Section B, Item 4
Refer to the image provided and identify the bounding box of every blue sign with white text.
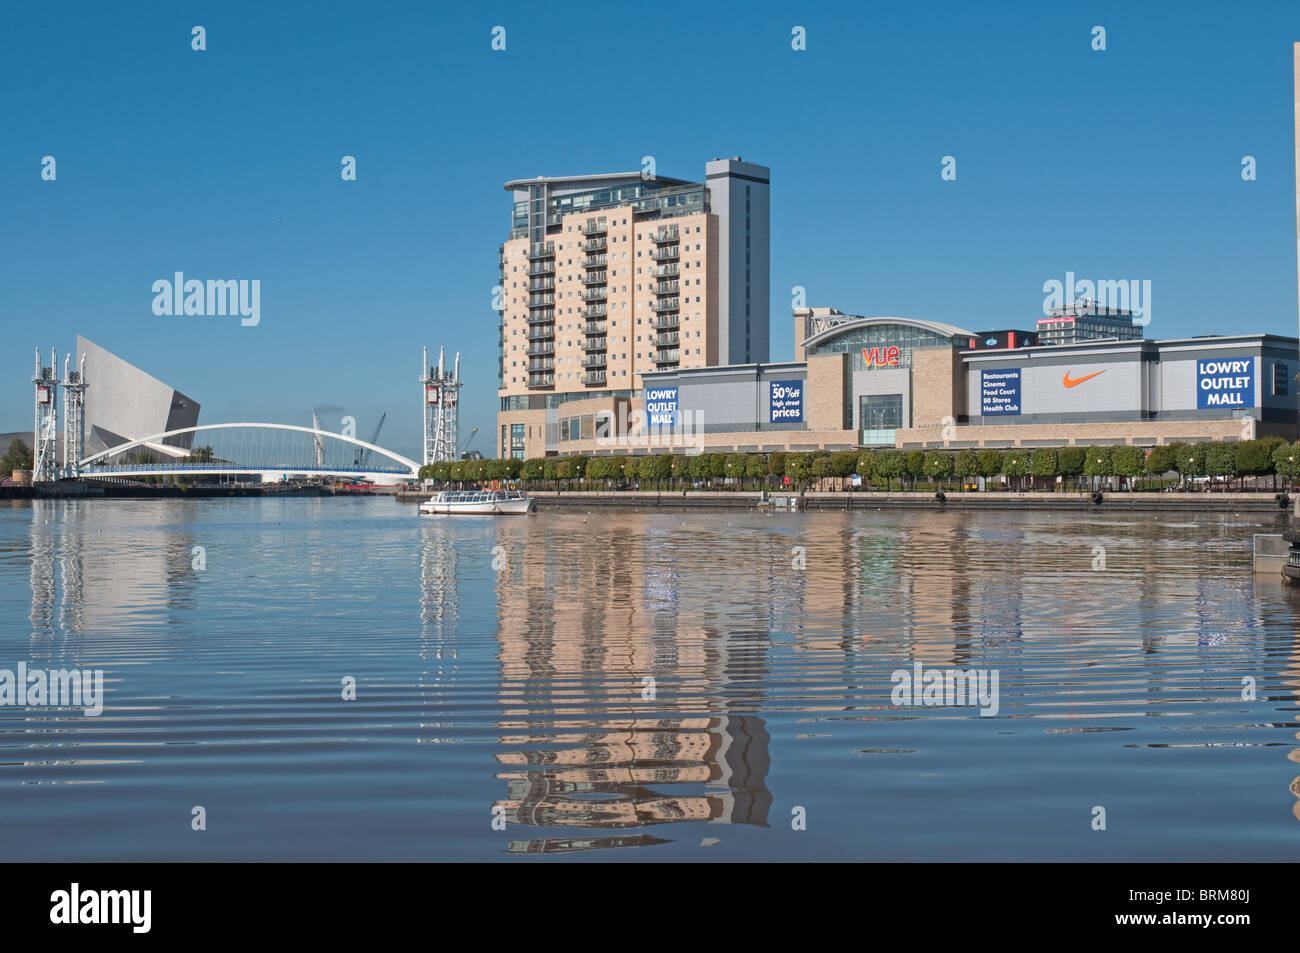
[1197,358,1254,409]
[645,387,679,426]
[981,368,1021,415]
[770,380,803,423]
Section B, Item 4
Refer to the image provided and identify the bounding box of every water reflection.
[5,500,1300,859]
[493,516,772,853]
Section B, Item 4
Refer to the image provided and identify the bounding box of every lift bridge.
[27,343,466,486]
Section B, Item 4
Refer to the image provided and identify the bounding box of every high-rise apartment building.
[1036,298,1144,346]
[496,158,769,459]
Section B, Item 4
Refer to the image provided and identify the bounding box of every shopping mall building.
[528,308,1298,456]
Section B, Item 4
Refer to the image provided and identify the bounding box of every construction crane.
[354,412,387,468]
[459,427,480,460]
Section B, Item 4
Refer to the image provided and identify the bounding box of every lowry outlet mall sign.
[1196,358,1254,408]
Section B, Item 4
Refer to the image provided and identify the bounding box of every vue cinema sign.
[862,346,901,368]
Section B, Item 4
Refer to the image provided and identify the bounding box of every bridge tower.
[61,353,87,478]
[31,347,59,483]
[421,345,461,465]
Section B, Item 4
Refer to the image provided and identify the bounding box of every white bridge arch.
[78,422,420,484]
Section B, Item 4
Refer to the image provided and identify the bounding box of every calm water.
[2,497,1299,861]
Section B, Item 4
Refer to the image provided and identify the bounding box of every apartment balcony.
[527,341,555,356]
[650,263,678,278]
[650,246,679,262]
[583,336,607,351]
[580,270,607,286]
[528,372,555,388]
[583,254,608,269]
[581,287,607,302]
[527,326,555,340]
[528,358,555,371]
[585,218,607,236]
[653,314,680,330]
[654,349,680,365]
[650,297,679,312]
[528,242,555,260]
[651,225,679,243]
[583,320,607,335]
[528,277,555,292]
[654,280,679,295]
[528,293,555,307]
[581,355,607,368]
[583,370,607,385]
[527,308,554,323]
[582,236,607,252]
[582,304,607,318]
[527,260,555,276]
[654,332,679,347]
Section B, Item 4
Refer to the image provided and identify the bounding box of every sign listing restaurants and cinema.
[981,368,1021,415]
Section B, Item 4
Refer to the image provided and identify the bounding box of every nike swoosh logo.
[1063,370,1106,388]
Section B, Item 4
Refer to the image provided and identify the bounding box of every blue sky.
[3,1,1299,460]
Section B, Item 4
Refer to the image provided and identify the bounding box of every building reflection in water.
[27,500,199,646]
[415,520,466,743]
[1286,596,1300,824]
[493,514,772,853]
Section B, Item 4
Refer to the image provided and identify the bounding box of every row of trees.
[417,437,1300,491]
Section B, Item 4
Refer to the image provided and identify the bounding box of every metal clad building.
[76,336,201,455]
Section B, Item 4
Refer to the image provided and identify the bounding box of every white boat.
[419,489,536,515]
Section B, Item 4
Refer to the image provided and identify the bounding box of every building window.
[860,394,903,430]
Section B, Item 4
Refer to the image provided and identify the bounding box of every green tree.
[1175,443,1207,479]
[1057,446,1086,488]
[767,451,788,479]
[785,452,813,489]
[857,450,880,484]
[830,451,859,479]
[977,449,1004,480]
[1145,444,1178,477]
[189,445,215,463]
[642,453,672,484]
[810,453,833,486]
[1235,439,1274,485]
[708,453,728,479]
[670,454,689,487]
[520,457,545,482]
[923,450,953,484]
[1003,452,1028,489]
[1082,447,1113,480]
[686,453,710,481]
[1204,442,1237,482]
[725,452,750,485]
[1112,445,1146,484]
[904,450,925,489]
[744,453,767,481]
[1272,441,1300,487]
[0,438,33,473]
[953,449,979,485]
[876,449,906,490]
[1028,448,1057,490]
